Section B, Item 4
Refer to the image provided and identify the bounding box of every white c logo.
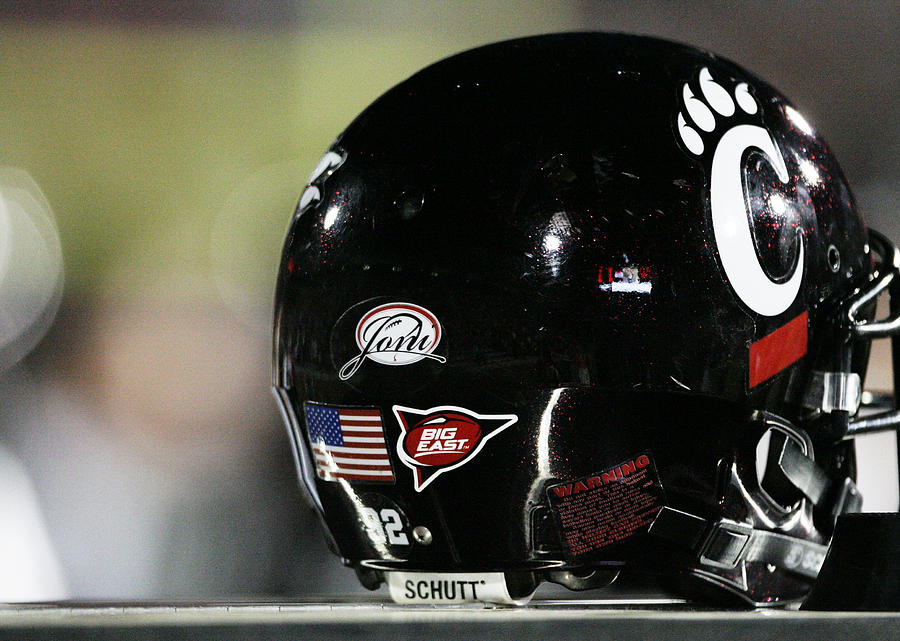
[710,124,803,317]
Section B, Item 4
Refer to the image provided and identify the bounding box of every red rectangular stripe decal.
[749,311,808,388]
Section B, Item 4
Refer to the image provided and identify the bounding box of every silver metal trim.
[802,371,861,414]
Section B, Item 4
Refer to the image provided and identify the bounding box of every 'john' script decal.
[339,302,446,380]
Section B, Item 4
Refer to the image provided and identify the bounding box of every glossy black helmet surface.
[273,33,900,606]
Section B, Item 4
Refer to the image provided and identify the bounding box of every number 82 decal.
[357,494,413,548]
[360,507,410,546]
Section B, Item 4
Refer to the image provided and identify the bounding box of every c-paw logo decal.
[393,405,517,491]
[676,66,803,318]
[676,67,811,387]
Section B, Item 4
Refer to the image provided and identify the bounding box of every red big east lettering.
[403,414,481,466]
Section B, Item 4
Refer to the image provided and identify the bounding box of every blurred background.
[0,0,897,602]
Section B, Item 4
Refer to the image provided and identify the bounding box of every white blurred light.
[784,105,814,137]
[0,444,68,601]
[0,169,64,371]
[543,232,561,252]
[323,205,339,230]
[799,159,821,185]
[768,193,788,217]
[856,431,900,511]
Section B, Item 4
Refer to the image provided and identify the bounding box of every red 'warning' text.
[551,455,651,498]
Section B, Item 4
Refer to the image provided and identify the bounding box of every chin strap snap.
[648,435,862,580]
[776,438,863,521]
[649,507,829,579]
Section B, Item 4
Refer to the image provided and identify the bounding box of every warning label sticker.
[546,451,665,559]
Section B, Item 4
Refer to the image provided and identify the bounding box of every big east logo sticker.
[393,405,517,491]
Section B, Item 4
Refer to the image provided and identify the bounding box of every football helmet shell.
[273,33,900,605]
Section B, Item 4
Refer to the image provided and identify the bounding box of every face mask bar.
[801,229,900,446]
[842,229,900,438]
[651,231,900,599]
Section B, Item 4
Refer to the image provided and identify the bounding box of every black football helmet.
[273,33,900,606]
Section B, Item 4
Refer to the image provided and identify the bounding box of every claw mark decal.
[677,67,803,317]
[297,149,345,216]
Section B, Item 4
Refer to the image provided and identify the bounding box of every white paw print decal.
[677,67,803,318]
[297,149,345,214]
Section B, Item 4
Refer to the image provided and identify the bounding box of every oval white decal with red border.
[338,302,446,380]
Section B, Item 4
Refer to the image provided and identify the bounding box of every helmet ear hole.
[755,428,805,511]
[827,244,841,272]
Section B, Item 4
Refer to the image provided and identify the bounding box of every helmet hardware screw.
[412,526,433,545]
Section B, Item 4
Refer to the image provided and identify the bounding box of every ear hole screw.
[412,526,433,545]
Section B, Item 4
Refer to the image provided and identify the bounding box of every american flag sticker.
[303,402,395,483]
